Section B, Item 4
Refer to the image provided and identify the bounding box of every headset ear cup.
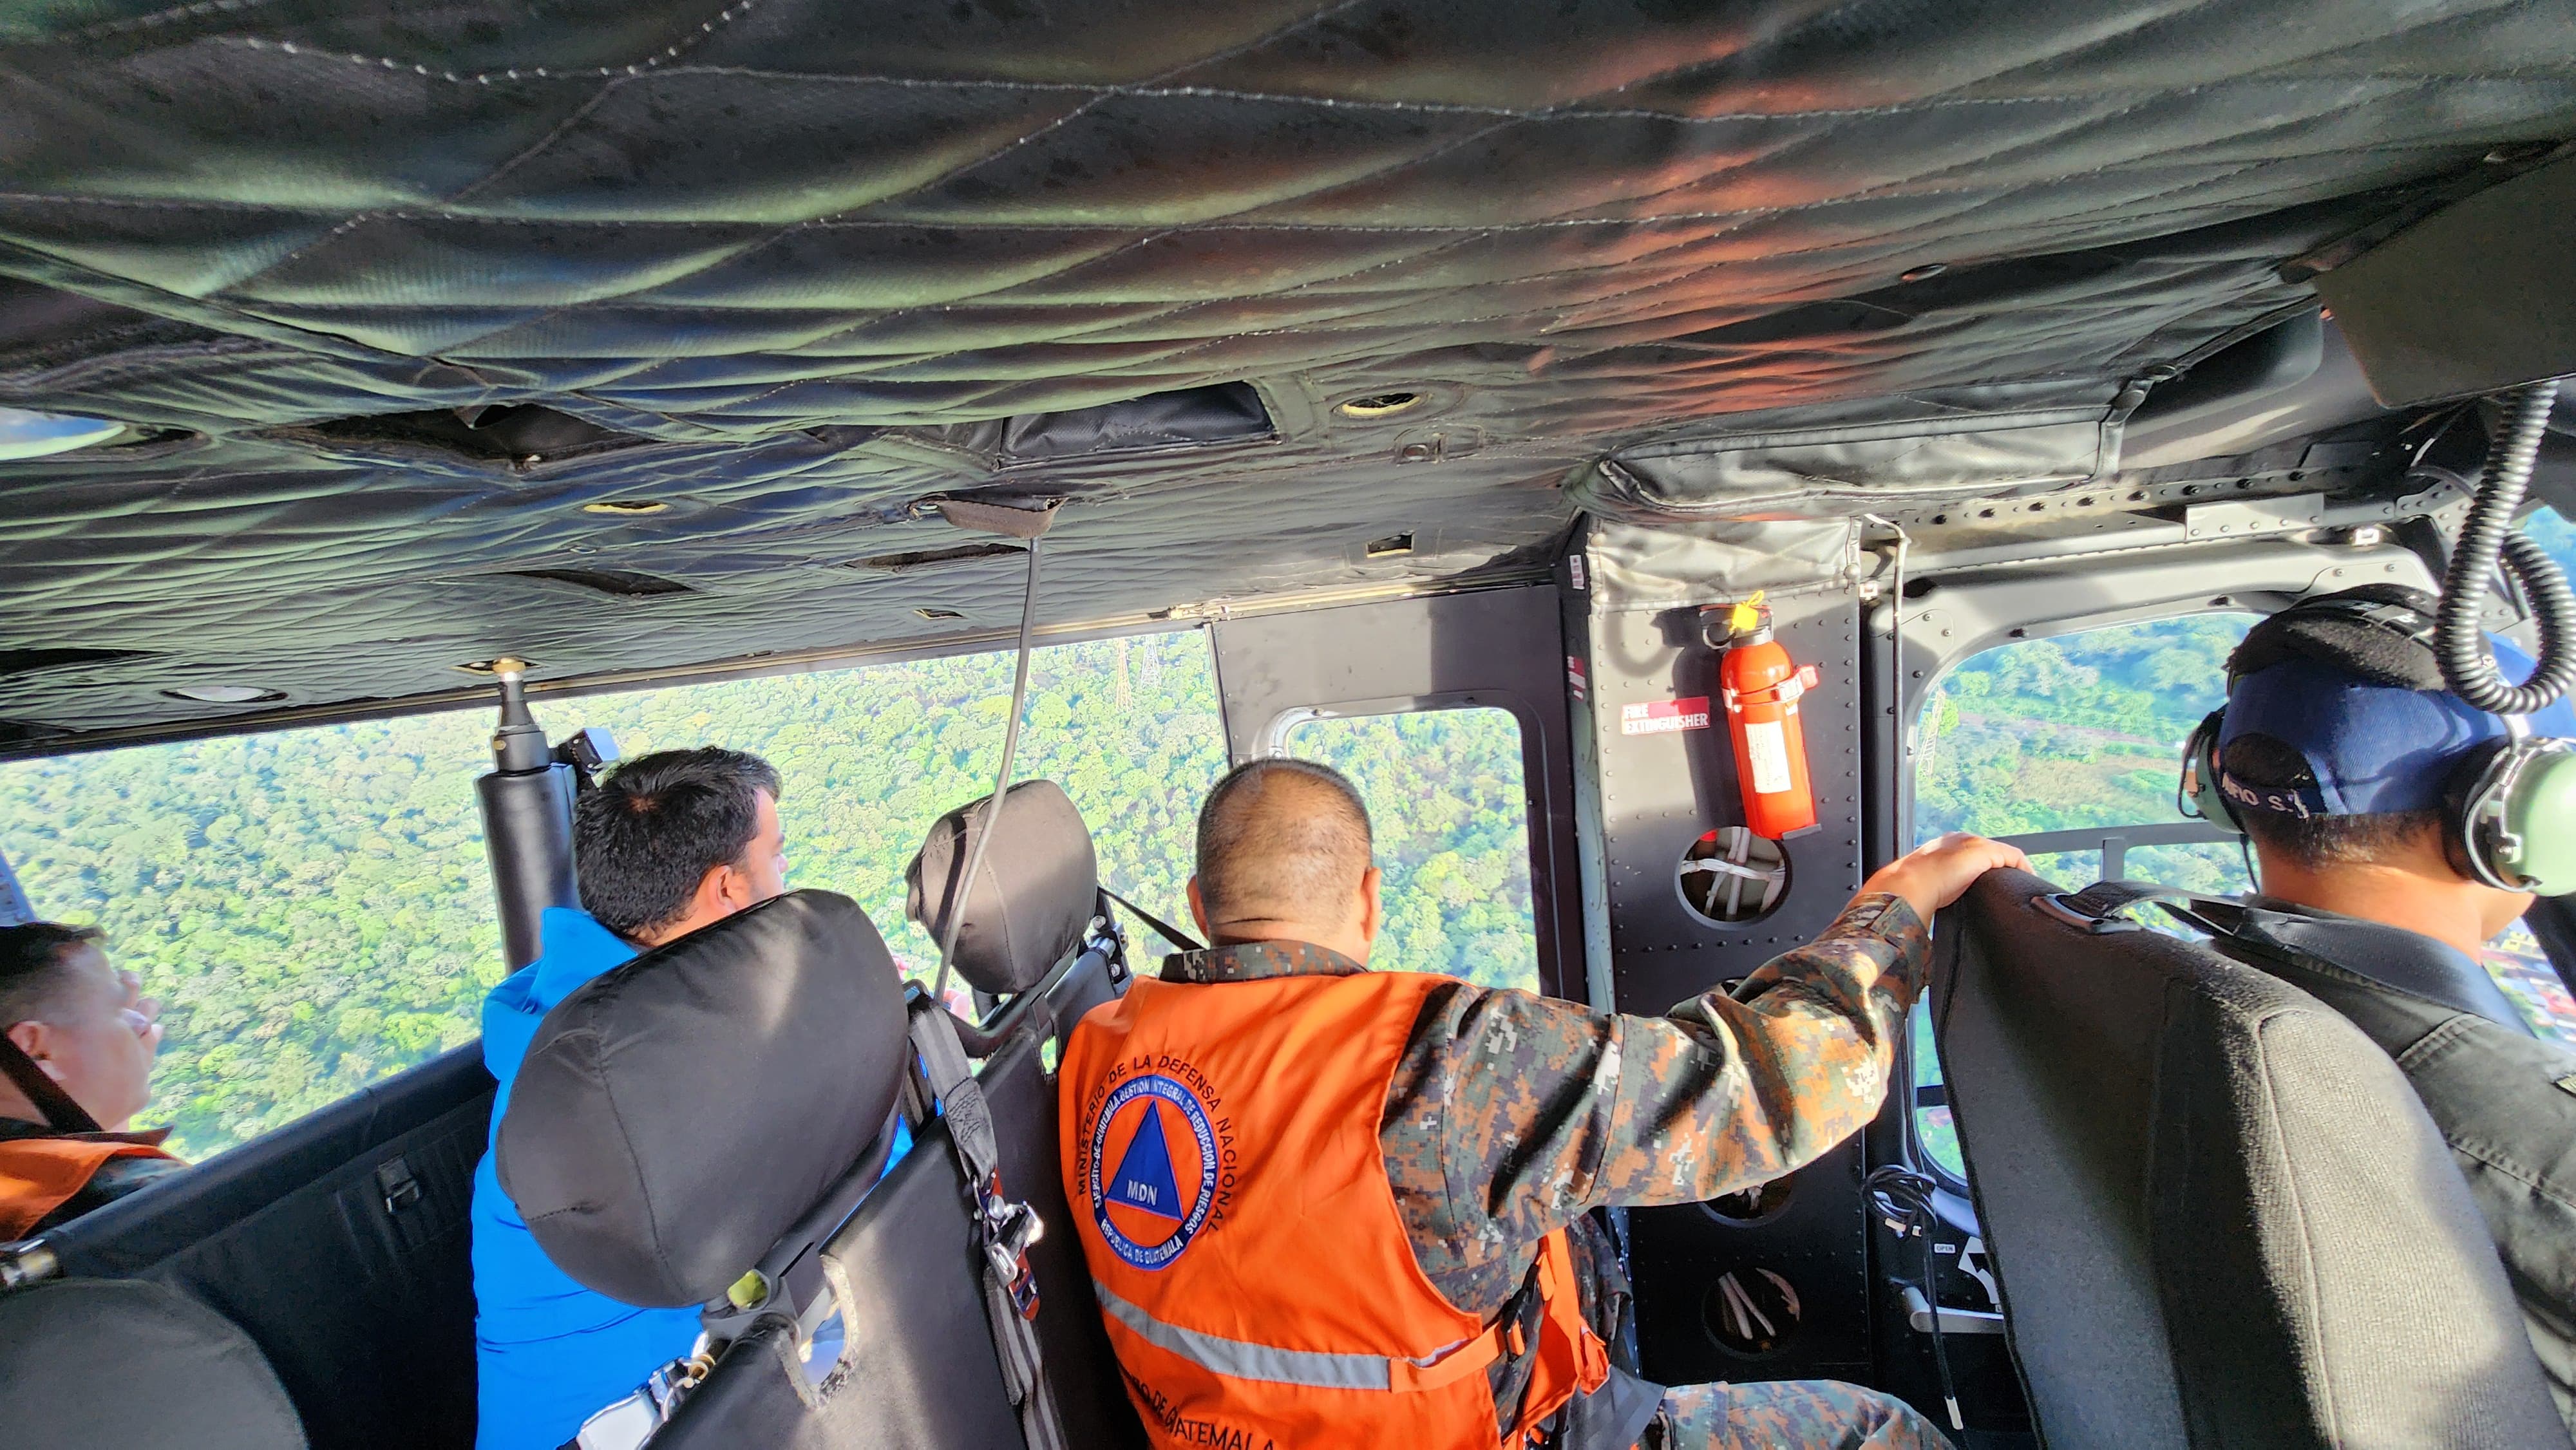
[2438,739,2503,885]
[2181,710,2242,835]
[2456,740,2576,896]
[2507,745,2576,896]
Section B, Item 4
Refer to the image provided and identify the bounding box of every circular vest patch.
[1088,1072,1220,1270]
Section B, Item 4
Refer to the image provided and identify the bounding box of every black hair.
[574,747,782,940]
[1195,758,1372,925]
[2221,733,2444,871]
[0,922,107,1029]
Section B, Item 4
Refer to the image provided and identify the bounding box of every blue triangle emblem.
[1108,1102,1185,1221]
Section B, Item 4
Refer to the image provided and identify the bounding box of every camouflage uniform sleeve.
[1385,892,1929,1317]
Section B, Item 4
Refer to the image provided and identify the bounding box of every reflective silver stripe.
[1092,1279,1400,1390]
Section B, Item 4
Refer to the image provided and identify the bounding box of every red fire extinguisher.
[1712,592,1821,839]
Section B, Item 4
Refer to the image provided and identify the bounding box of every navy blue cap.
[2219,636,2576,818]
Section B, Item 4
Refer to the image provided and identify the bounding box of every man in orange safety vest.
[1062,758,2022,1448]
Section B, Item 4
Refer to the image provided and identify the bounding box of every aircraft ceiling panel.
[0,0,2569,739]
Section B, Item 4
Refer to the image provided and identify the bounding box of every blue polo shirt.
[470,907,697,1450]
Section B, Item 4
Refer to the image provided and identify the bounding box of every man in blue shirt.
[471,747,791,1450]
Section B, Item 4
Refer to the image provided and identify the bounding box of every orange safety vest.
[0,1133,178,1239]
[1061,969,1609,1450]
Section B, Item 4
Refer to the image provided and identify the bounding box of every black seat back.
[0,1270,307,1449]
[656,1024,1145,1450]
[1931,869,2568,1449]
[29,1044,491,1450]
[645,780,1145,1449]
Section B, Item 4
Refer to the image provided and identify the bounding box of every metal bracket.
[2183,492,2325,540]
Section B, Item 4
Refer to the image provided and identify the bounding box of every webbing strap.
[1091,1277,1506,1392]
[1100,887,1202,954]
[907,1003,1068,1450]
[0,1032,97,1135]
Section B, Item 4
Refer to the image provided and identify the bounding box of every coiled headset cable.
[2435,382,2576,715]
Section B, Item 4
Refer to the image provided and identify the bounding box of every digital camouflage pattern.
[1159,892,1947,1448]
[1647,1379,1946,1449]
[1160,892,1929,1316]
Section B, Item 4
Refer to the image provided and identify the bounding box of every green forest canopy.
[0,630,1538,1159]
[5,510,2570,1167]
[1907,508,2576,1177]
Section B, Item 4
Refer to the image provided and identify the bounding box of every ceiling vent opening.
[1365,532,1416,558]
[161,684,287,704]
[502,568,694,598]
[0,647,150,679]
[299,404,646,465]
[1336,391,1425,419]
[851,542,1027,572]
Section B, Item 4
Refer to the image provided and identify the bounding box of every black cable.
[1866,1164,1964,1433]
[2435,382,2576,715]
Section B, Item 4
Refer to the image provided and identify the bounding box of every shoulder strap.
[0,1033,97,1135]
[905,998,1069,1450]
[1099,887,1202,954]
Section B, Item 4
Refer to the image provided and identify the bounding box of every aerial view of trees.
[0,629,1539,1160]
[1907,509,2576,1176]
[2,511,2568,1168]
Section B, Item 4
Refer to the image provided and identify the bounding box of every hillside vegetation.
[0,631,1537,1158]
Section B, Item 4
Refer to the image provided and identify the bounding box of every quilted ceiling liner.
[1,0,2573,742]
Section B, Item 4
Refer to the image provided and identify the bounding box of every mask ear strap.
[0,1028,101,1135]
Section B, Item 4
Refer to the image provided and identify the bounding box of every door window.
[1280,707,1540,992]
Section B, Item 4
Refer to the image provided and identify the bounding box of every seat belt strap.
[1099,887,1202,954]
[0,1033,98,1135]
[907,1000,1069,1450]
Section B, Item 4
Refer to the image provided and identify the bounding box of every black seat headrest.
[0,1277,306,1449]
[497,890,907,1308]
[906,779,1099,996]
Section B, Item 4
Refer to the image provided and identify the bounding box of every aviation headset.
[2179,588,2576,895]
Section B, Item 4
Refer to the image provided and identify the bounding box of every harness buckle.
[977,1171,1046,1321]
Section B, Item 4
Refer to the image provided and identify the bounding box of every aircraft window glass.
[1280,707,1540,992]
[2532,504,2573,578]
[0,630,1225,1160]
[1915,612,2258,845]
[1906,601,2576,1174]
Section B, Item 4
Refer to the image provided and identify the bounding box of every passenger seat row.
[0,779,1146,1450]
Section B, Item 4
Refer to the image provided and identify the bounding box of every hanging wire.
[1867,1163,1965,1432]
[931,536,1045,1008]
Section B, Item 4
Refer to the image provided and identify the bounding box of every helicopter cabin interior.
[3,4,2576,1448]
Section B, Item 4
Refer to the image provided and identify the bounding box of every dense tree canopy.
[5,511,2568,1169]
[0,630,1538,1158]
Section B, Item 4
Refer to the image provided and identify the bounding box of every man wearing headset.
[2175,583,2576,1433]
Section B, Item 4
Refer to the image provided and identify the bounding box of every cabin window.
[1905,593,2576,1179]
[0,630,1225,1160]
[1280,706,1540,993]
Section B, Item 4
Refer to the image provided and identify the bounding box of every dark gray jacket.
[2184,897,2576,1437]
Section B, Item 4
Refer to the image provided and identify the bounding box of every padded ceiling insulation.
[1,0,2572,738]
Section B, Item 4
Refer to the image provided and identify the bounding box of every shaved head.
[1194,759,1374,932]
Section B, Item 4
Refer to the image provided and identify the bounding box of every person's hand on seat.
[1862,833,2029,923]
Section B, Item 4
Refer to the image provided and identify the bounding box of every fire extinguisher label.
[1743,719,1795,794]
[1620,696,1711,736]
